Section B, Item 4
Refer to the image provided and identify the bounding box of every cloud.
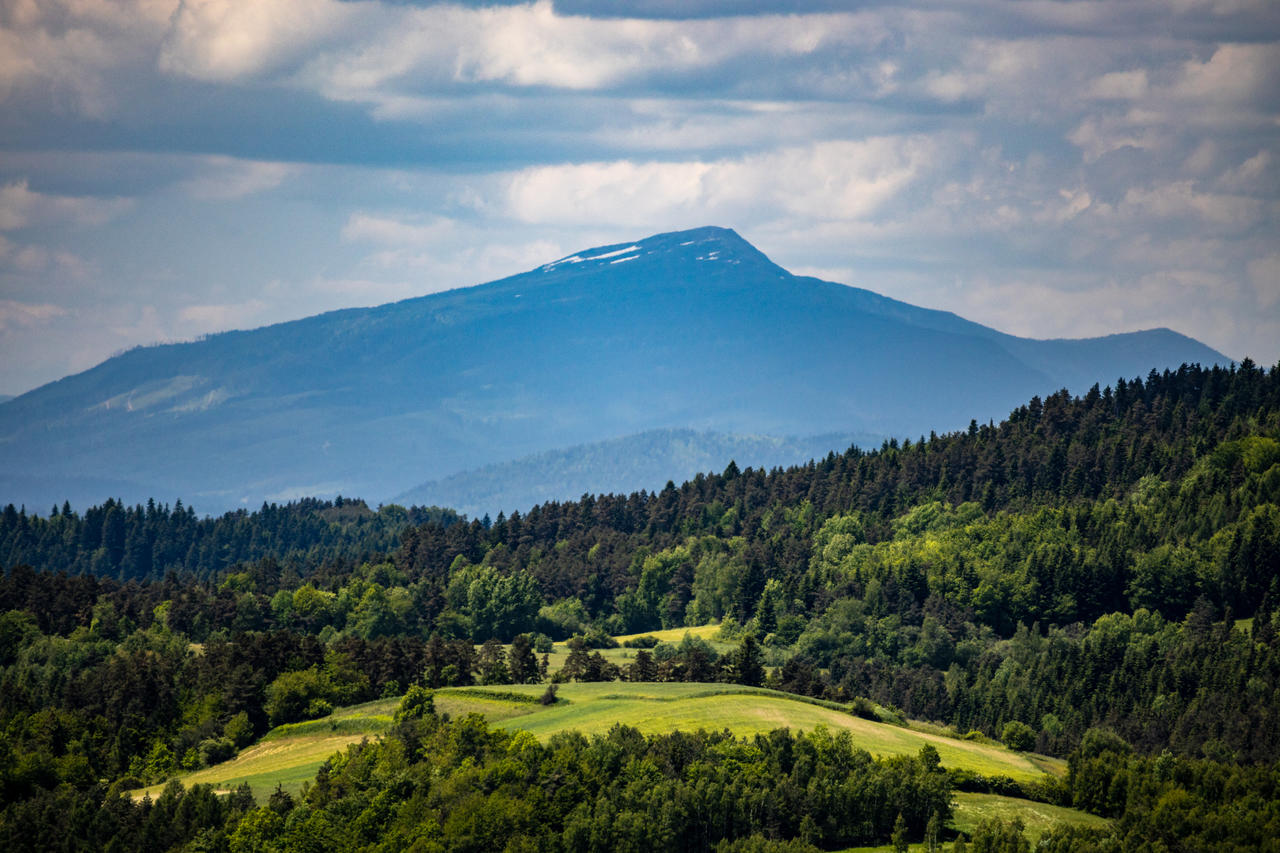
[0,0,176,115]
[937,268,1250,358]
[177,299,270,331]
[502,136,939,227]
[336,213,569,295]
[0,180,132,230]
[1218,149,1272,189]
[177,157,298,200]
[1,0,1278,386]
[1120,180,1262,227]
[158,0,361,82]
[341,213,458,246]
[7,244,92,279]
[282,0,892,111]
[1067,115,1166,162]
[1248,254,1280,309]
[1089,69,1149,100]
[0,299,68,332]
[1171,43,1280,104]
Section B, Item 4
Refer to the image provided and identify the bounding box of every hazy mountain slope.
[800,277,1230,390]
[0,227,1229,513]
[393,429,881,519]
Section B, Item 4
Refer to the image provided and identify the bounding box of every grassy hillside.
[131,684,1108,848]
[132,698,398,801]
[135,683,1059,802]
[949,792,1110,842]
[443,682,1060,783]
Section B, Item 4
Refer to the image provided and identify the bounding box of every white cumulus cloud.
[502,136,939,228]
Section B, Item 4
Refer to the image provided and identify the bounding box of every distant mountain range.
[0,226,1229,515]
[392,428,882,519]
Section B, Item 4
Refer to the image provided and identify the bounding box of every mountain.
[393,428,882,519]
[0,226,1229,514]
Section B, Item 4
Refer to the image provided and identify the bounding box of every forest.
[1,360,1279,851]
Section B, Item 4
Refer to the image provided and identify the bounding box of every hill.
[0,226,1227,513]
[393,428,878,519]
[445,682,1060,782]
[134,684,1055,797]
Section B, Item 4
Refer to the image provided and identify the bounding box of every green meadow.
[132,698,398,801]
[948,792,1110,842]
[133,681,1106,844]
[442,682,1059,783]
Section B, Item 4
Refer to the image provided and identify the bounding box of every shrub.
[199,737,235,767]
[1001,720,1035,752]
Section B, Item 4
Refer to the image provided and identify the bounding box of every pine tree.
[892,812,909,853]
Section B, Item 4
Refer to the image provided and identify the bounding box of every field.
[948,792,1110,842]
[441,682,1059,783]
[133,681,1105,844]
[132,698,398,801]
[612,624,725,645]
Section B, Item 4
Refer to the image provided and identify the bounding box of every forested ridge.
[2,360,1279,851]
[0,497,458,582]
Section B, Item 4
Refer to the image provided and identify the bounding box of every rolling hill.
[0,226,1228,513]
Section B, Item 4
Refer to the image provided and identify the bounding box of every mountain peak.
[538,226,776,275]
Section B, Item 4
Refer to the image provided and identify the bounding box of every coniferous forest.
[3,361,1280,851]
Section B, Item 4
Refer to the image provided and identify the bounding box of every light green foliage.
[199,737,235,766]
[445,562,541,641]
[229,807,284,853]
[1000,721,1034,752]
[755,578,786,636]
[617,542,696,632]
[685,536,748,625]
[762,499,816,537]
[804,484,1276,637]
[1127,544,1204,616]
[395,684,435,722]
[263,658,368,728]
[264,668,329,727]
[892,812,909,852]
[538,597,590,639]
[224,711,254,748]
[892,501,983,538]
[810,512,867,585]
[144,740,176,781]
[965,817,1030,853]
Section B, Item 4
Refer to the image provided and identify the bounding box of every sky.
[1,0,1278,397]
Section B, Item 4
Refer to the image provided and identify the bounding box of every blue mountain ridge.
[0,226,1230,514]
[392,428,884,520]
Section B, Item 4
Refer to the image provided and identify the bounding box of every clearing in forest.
[441,682,1058,783]
[132,683,1104,845]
